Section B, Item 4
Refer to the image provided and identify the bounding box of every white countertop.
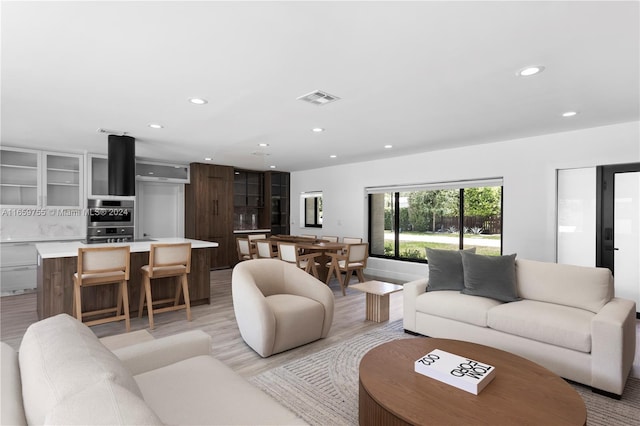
[35,238,218,259]
[233,229,271,234]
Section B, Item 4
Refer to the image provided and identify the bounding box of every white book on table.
[414,348,496,395]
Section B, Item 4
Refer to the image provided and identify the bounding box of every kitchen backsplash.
[0,215,85,242]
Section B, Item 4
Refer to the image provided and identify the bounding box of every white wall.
[290,121,640,282]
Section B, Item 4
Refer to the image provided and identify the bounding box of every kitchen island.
[35,238,218,320]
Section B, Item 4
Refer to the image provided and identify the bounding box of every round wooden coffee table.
[359,338,586,425]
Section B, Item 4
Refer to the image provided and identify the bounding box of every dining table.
[294,240,346,283]
[268,235,346,282]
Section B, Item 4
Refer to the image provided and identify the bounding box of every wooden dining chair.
[321,236,339,243]
[236,238,256,261]
[300,234,317,239]
[138,242,192,330]
[255,239,277,258]
[73,246,131,331]
[277,242,322,279]
[326,242,369,295]
[340,237,363,254]
[247,234,267,243]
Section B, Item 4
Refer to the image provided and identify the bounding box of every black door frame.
[596,162,640,273]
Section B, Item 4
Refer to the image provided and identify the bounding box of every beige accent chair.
[236,238,256,261]
[277,241,321,278]
[326,242,369,295]
[255,239,277,258]
[138,243,192,330]
[232,259,334,357]
[73,246,131,331]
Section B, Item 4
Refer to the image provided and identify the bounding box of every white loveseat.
[403,258,637,397]
[1,313,306,425]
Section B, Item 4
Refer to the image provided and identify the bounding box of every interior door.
[613,171,640,308]
[137,181,185,238]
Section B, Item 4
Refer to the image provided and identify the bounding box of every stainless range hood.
[108,134,135,196]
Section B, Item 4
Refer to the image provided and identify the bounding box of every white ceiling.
[2,1,639,172]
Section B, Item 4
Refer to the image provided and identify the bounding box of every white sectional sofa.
[403,257,637,397]
[1,313,306,425]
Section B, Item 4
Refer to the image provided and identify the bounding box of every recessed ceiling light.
[189,98,208,105]
[204,157,212,161]
[329,155,337,158]
[517,65,545,77]
[258,143,269,147]
[384,145,393,149]
[148,172,154,175]
[148,123,163,129]
[312,128,325,133]
[562,111,578,117]
[269,165,276,169]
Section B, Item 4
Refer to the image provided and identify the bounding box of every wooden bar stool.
[73,246,131,331]
[138,242,192,330]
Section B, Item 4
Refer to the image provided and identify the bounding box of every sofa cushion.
[415,290,503,327]
[487,300,594,353]
[515,259,613,313]
[18,314,142,425]
[135,355,306,425]
[425,247,475,291]
[44,378,162,425]
[1,342,27,426]
[266,294,325,355]
[460,252,519,302]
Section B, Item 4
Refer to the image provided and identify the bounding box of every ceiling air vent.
[297,90,341,106]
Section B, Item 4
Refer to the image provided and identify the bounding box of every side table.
[350,280,403,322]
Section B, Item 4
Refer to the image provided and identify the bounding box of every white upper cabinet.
[0,147,83,208]
[43,152,83,208]
[87,154,109,199]
[0,147,41,207]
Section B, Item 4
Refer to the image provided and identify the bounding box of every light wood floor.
[2,269,638,380]
[0,268,404,378]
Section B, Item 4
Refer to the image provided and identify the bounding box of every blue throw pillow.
[460,252,519,302]
[425,247,476,292]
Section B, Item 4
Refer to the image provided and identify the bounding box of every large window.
[368,180,502,262]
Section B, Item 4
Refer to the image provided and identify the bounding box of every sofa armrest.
[403,278,428,332]
[112,330,211,376]
[591,297,637,395]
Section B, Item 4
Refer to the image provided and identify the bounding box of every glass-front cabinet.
[0,147,40,206]
[0,147,83,208]
[43,152,82,207]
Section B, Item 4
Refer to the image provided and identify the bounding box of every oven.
[87,199,134,227]
[86,199,135,244]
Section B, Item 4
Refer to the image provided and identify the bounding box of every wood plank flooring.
[3,268,638,380]
[0,268,404,378]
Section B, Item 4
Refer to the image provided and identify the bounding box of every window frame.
[367,180,503,263]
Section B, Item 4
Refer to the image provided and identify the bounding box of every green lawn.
[385,240,501,259]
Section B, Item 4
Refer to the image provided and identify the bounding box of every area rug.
[249,320,640,426]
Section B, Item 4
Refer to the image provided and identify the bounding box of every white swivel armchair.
[232,259,334,357]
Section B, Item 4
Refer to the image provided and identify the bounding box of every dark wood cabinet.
[265,171,290,235]
[185,163,235,269]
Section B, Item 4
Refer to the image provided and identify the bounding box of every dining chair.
[321,236,339,243]
[236,238,256,261]
[247,233,267,243]
[255,239,277,258]
[326,242,369,295]
[300,234,317,239]
[277,242,322,279]
[73,246,131,331]
[340,237,363,254]
[138,242,192,330]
